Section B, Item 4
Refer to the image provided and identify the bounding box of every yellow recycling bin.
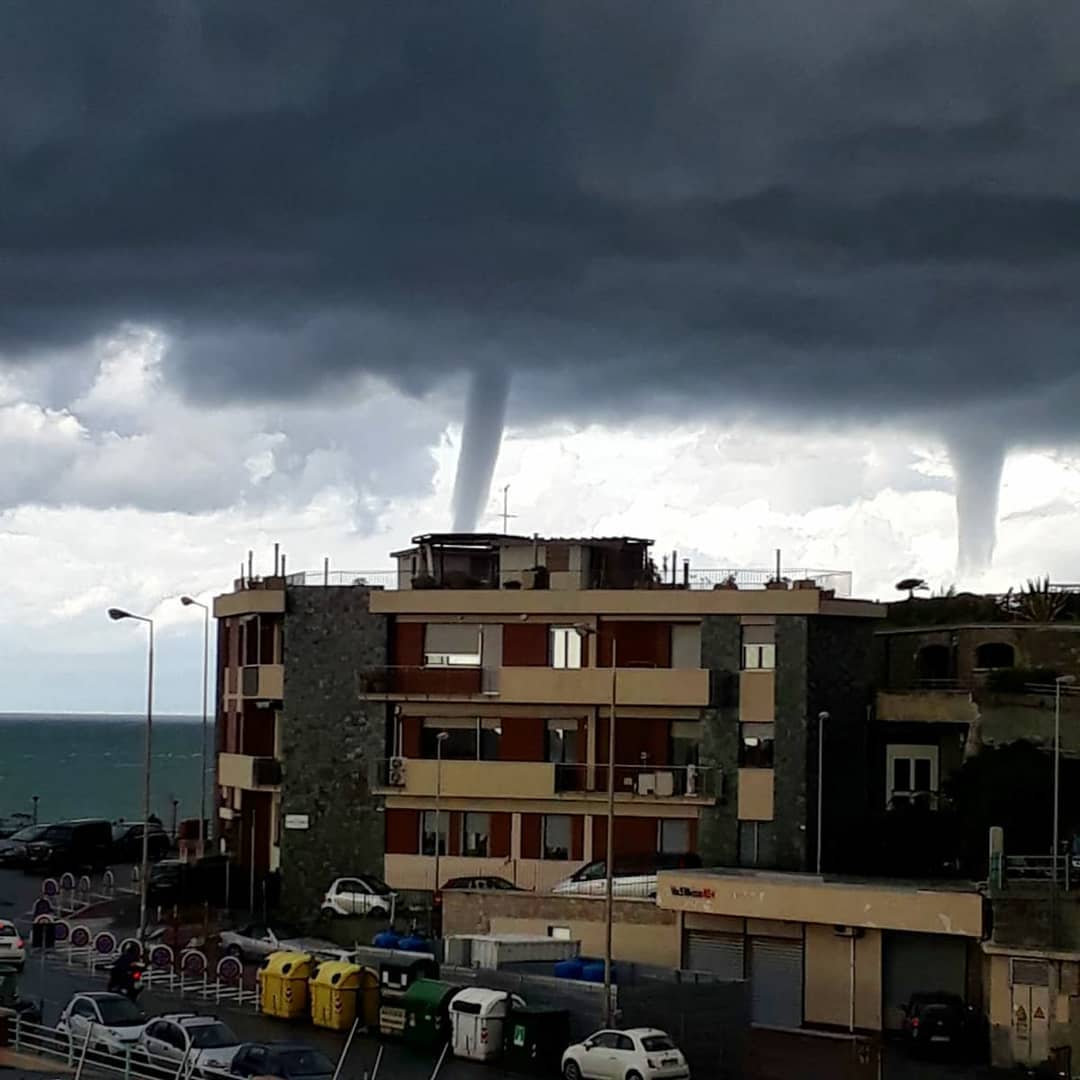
[310,962,379,1031]
[259,952,314,1019]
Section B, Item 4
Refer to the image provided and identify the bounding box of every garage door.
[882,932,967,1030]
[684,931,744,981]
[749,936,804,1029]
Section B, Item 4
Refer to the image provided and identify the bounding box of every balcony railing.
[370,757,716,800]
[357,665,490,698]
[556,763,718,799]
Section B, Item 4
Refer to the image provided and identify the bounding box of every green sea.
[0,714,207,828]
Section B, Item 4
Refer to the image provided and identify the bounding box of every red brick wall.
[490,812,511,857]
[503,623,549,666]
[597,621,672,668]
[385,808,419,854]
[401,717,422,758]
[500,717,546,761]
[521,814,541,859]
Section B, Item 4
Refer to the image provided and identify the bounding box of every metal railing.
[555,763,718,799]
[1005,854,1072,888]
[357,664,490,698]
[271,565,855,595]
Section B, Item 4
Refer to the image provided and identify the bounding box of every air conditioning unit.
[833,925,865,938]
[388,757,407,787]
[637,773,657,796]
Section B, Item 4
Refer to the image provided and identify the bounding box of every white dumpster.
[449,987,524,1062]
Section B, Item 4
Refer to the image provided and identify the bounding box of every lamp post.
[816,711,829,875]
[181,596,211,856]
[434,731,449,906]
[1054,676,1076,888]
[108,607,154,942]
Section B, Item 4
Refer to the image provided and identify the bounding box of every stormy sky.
[3,1,1080,711]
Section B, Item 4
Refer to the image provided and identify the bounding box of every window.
[546,721,579,763]
[420,811,448,856]
[424,624,482,667]
[740,722,775,768]
[542,814,572,860]
[975,642,1015,670]
[421,718,500,761]
[659,819,690,854]
[886,745,939,808]
[550,627,583,669]
[461,812,490,857]
[591,1033,620,1050]
[916,644,952,683]
[614,1034,635,1052]
[741,624,775,670]
[671,623,702,669]
[478,720,501,761]
[738,821,776,868]
[670,720,702,768]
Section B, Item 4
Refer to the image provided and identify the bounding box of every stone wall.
[774,616,810,870]
[278,586,389,916]
[698,615,741,866]
[807,615,878,873]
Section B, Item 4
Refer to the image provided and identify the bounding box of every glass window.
[424,624,482,666]
[614,1034,635,1052]
[542,815,572,860]
[187,1022,238,1049]
[548,926,572,940]
[550,627,583,669]
[420,811,448,856]
[591,1032,619,1050]
[462,812,490,857]
[659,819,690,854]
[422,724,477,760]
[546,722,579,763]
[642,1035,676,1053]
[479,722,501,762]
[740,722,775,768]
[742,642,775,670]
[886,745,939,807]
[739,821,777,868]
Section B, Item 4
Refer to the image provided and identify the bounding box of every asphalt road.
[1,868,538,1080]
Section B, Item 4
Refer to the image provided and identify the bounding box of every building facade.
[213,533,883,913]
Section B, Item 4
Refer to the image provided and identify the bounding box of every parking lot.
[1,868,1000,1080]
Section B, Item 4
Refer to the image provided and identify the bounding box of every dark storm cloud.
[4,0,1080,554]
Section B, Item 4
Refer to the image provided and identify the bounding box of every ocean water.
[0,714,208,827]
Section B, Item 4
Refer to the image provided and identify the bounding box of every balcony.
[214,587,286,618]
[876,690,977,725]
[240,664,284,700]
[371,758,718,802]
[499,666,710,707]
[357,665,487,699]
[219,753,282,791]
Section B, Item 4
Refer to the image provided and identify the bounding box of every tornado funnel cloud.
[451,368,510,532]
[949,436,1007,575]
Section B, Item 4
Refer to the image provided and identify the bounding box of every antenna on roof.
[499,484,518,535]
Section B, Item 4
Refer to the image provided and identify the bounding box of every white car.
[321,875,396,918]
[137,1013,242,1074]
[57,992,147,1053]
[562,1027,690,1080]
[0,919,26,971]
[219,923,343,963]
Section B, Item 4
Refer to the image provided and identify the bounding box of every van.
[551,852,702,898]
[26,819,112,871]
[147,855,231,905]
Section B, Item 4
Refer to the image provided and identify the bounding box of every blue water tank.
[373,930,401,949]
[582,961,615,983]
[554,957,585,980]
[398,934,430,952]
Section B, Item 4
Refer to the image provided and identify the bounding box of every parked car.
[0,962,40,1025]
[137,1013,243,1073]
[901,992,978,1055]
[442,876,521,892]
[147,856,231,906]
[0,824,50,868]
[57,992,147,1053]
[321,875,396,918]
[230,1042,335,1080]
[112,821,171,863]
[0,920,26,971]
[562,1028,690,1080]
[552,853,702,899]
[26,819,112,872]
[219,924,342,963]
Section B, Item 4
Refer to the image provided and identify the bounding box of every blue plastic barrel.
[373,930,401,949]
[554,957,585,980]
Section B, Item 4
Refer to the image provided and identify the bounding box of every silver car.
[219,923,344,963]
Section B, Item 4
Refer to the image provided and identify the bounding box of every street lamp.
[181,596,211,856]
[434,731,449,903]
[573,624,617,1025]
[108,607,154,943]
[816,711,829,876]
[1053,676,1076,889]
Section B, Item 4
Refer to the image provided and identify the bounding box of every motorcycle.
[107,958,146,1001]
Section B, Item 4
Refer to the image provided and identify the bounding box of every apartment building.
[212,532,884,913]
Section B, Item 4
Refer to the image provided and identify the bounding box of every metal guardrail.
[10,1018,240,1080]
[1005,854,1072,888]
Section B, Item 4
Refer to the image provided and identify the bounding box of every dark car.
[230,1042,335,1080]
[442,875,521,891]
[111,822,172,863]
[902,992,978,1056]
[148,855,231,906]
[26,819,112,872]
[0,824,51,868]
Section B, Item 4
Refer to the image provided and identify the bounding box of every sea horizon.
[0,711,201,721]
